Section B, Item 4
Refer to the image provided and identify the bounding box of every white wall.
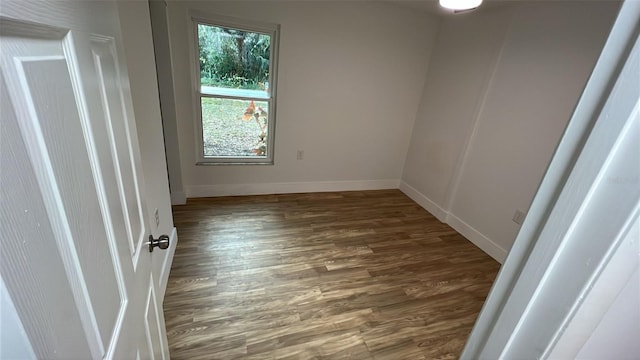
[165,0,440,197]
[149,0,186,205]
[401,2,619,261]
[402,8,513,219]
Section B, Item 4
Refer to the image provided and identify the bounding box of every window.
[190,14,279,164]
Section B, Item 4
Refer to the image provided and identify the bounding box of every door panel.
[1,72,93,359]
[2,25,107,357]
[23,53,122,351]
[91,37,146,258]
[144,276,166,360]
[0,1,171,358]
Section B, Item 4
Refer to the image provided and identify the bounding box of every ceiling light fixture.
[439,0,483,11]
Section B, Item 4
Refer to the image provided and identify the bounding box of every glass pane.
[197,23,270,91]
[201,97,269,158]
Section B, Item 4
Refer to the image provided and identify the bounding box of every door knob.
[147,234,170,252]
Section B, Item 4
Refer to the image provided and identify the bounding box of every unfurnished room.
[1,0,639,359]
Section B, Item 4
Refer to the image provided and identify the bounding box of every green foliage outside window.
[198,23,270,90]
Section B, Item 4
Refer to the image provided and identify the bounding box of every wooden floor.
[165,190,500,359]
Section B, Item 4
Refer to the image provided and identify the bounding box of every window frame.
[188,11,280,165]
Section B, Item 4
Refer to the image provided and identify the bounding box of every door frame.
[461,1,640,357]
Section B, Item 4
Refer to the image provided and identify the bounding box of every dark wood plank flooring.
[165,190,500,359]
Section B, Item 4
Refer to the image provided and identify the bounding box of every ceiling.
[380,0,513,15]
[381,0,619,16]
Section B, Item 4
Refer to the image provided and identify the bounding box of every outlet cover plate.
[513,210,526,225]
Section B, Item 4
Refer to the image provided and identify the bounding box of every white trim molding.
[446,214,508,263]
[188,10,280,165]
[186,179,401,198]
[170,191,186,205]
[187,179,509,264]
[400,181,508,263]
[399,181,449,222]
[548,217,639,358]
[158,227,178,302]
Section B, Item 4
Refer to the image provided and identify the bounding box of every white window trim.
[187,10,280,165]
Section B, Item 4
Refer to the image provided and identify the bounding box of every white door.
[1,1,170,359]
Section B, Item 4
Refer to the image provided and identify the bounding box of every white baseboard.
[170,191,186,205]
[158,227,177,302]
[447,214,508,263]
[183,179,507,263]
[399,181,507,263]
[399,181,449,222]
[186,179,401,198]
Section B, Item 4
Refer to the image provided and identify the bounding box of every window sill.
[200,86,269,99]
[196,160,274,166]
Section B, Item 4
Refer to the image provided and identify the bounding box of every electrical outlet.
[512,210,526,225]
[297,150,304,160]
[154,208,160,228]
